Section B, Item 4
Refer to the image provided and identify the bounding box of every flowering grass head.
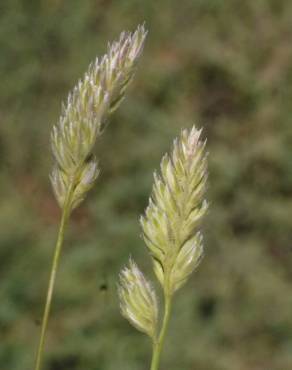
[119,126,208,370]
[50,25,147,212]
[34,25,147,370]
[140,126,208,296]
[119,259,158,339]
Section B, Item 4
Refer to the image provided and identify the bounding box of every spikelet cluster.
[141,127,208,295]
[50,25,147,211]
[118,259,158,338]
[119,126,208,337]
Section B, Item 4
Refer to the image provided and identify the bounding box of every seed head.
[140,126,208,295]
[50,25,147,211]
[118,259,158,338]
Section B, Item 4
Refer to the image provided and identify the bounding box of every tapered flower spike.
[119,259,158,339]
[140,126,208,296]
[118,126,208,370]
[50,24,147,212]
[34,26,147,370]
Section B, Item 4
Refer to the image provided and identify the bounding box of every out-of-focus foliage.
[1,1,292,369]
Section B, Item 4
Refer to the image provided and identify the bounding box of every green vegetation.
[1,1,292,369]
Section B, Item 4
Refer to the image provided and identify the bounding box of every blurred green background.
[1,1,292,369]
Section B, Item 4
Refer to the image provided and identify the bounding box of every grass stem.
[150,294,172,370]
[34,182,74,370]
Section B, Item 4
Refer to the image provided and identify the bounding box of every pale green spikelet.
[50,24,147,211]
[169,232,204,292]
[140,126,208,295]
[118,259,158,339]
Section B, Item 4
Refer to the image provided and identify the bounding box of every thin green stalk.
[150,294,172,370]
[34,182,75,370]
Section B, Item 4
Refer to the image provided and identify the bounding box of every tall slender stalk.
[34,183,74,370]
[32,24,146,370]
[150,294,172,370]
[119,127,208,370]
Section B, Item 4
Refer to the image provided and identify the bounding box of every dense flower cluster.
[50,25,147,211]
[119,126,208,338]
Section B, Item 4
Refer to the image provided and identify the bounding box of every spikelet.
[140,126,208,295]
[50,25,147,211]
[118,259,158,338]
